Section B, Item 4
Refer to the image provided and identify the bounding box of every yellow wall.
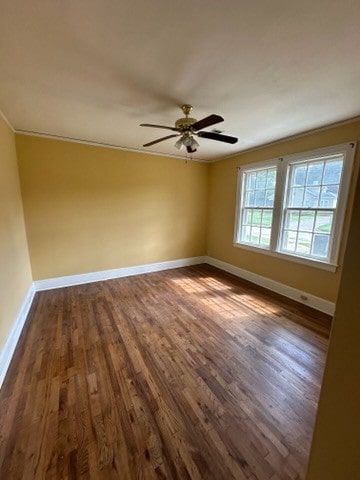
[306,167,360,479]
[0,116,32,350]
[15,135,208,280]
[207,120,360,302]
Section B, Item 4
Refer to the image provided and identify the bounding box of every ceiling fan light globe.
[191,138,199,149]
[175,138,184,149]
[183,136,192,147]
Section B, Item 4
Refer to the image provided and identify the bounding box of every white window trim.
[233,142,356,271]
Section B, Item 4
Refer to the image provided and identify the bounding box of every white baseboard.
[0,283,36,388]
[34,256,206,291]
[205,256,335,315]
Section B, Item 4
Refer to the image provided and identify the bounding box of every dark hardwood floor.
[0,264,330,479]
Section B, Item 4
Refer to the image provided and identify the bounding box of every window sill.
[232,242,338,272]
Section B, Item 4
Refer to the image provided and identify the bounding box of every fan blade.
[186,145,197,154]
[140,123,178,131]
[197,131,238,144]
[143,134,179,147]
[191,114,224,131]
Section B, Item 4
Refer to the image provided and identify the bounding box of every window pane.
[293,165,307,186]
[323,159,343,184]
[296,232,312,254]
[289,187,304,207]
[266,169,276,188]
[262,211,273,227]
[312,234,329,257]
[242,209,253,225]
[306,162,324,185]
[320,185,339,208]
[245,190,255,207]
[246,172,256,189]
[260,228,271,246]
[251,226,261,243]
[283,230,297,252]
[242,225,252,243]
[285,210,299,230]
[256,171,267,189]
[304,187,320,207]
[299,211,315,232]
[255,189,266,206]
[315,211,333,234]
[252,210,262,225]
[265,189,275,207]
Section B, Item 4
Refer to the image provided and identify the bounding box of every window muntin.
[234,143,355,268]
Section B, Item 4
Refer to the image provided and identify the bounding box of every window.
[238,165,276,248]
[234,143,356,270]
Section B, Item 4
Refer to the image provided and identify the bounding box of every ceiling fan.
[140,104,238,154]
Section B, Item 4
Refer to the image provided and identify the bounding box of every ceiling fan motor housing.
[175,117,197,130]
[175,104,197,131]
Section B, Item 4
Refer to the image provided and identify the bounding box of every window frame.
[233,142,356,271]
[235,162,277,249]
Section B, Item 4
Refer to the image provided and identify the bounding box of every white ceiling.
[0,0,359,161]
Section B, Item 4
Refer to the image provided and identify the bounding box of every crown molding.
[12,115,360,164]
[214,115,360,163]
[15,129,210,163]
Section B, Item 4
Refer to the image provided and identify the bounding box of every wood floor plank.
[0,264,330,479]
